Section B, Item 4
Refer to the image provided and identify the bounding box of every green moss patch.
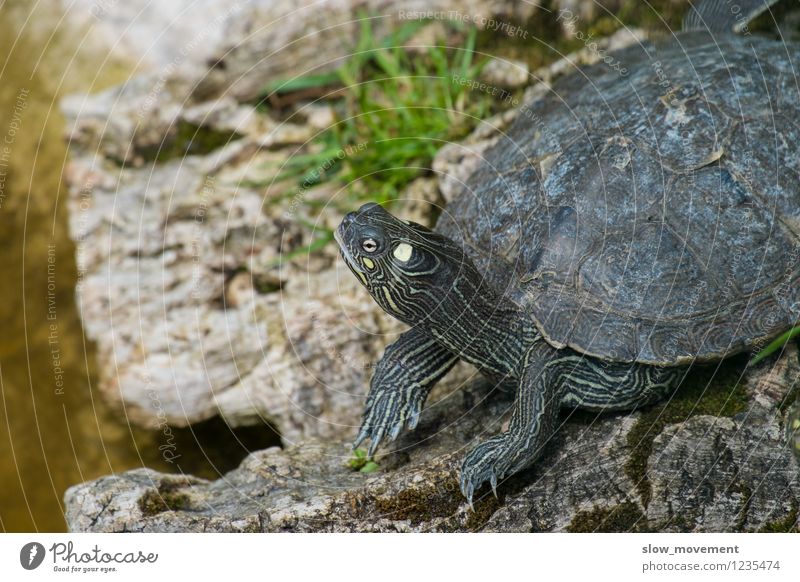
[347,448,380,473]
[372,478,463,525]
[757,506,799,533]
[567,501,647,532]
[625,357,750,507]
[138,481,194,516]
[134,120,244,164]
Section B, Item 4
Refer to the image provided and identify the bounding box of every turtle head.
[335,202,468,327]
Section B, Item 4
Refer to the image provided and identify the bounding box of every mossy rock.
[567,501,648,532]
[134,121,243,164]
[138,487,193,516]
[625,357,750,507]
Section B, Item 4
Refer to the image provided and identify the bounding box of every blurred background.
[0,0,288,532]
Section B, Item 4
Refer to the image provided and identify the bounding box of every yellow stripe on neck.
[382,286,404,314]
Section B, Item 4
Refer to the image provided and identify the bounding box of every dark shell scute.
[438,32,800,364]
[665,164,795,297]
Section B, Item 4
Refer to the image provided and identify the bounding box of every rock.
[479,57,529,89]
[63,0,242,71]
[65,137,374,435]
[60,0,541,164]
[395,177,446,228]
[645,346,800,532]
[61,78,276,165]
[181,98,272,138]
[3,0,238,98]
[65,350,800,532]
[194,0,539,103]
[61,74,183,165]
[402,21,452,55]
[789,401,800,461]
[224,272,258,309]
[291,102,337,131]
[645,416,798,532]
[433,108,519,204]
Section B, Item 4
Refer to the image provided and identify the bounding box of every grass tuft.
[255,18,504,262]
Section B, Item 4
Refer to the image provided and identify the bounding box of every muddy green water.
[0,3,278,532]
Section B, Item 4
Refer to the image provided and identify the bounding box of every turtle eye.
[361,238,378,253]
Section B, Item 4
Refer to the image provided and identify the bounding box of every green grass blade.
[263,71,342,95]
[379,20,427,49]
[374,47,401,77]
[751,326,800,365]
[459,27,477,78]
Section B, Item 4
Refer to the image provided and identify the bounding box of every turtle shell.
[436,32,800,365]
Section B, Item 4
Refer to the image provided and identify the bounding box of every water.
[0,2,279,532]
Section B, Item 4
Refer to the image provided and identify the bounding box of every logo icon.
[20,542,45,570]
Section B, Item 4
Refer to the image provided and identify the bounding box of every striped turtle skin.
[335,0,800,505]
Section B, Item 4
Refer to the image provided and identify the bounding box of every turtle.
[334,0,800,506]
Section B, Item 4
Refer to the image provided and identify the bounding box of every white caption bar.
[1,533,797,581]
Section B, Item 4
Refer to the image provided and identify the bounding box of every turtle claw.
[407,411,420,431]
[354,385,427,456]
[353,426,370,451]
[367,428,386,458]
[461,479,475,511]
[459,435,510,506]
[388,421,404,442]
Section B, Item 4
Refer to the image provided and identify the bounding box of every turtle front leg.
[460,341,683,505]
[460,340,566,505]
[354,327,458,456]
